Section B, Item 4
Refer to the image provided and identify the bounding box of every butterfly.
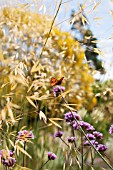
[50,77,64,86]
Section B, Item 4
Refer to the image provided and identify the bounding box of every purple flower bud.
[109,124,113,134]
[54,131,63,138]
[53,86,65,97]
[97,144,107,152]
[79,121,90,130]
[87,125,95,131]
[9,151,14,157]
[0,150,16,167]
[48,152,57,160]
[73,122,79,130]
[67,137,76,143]
[17,130,34,141]
[64,112,81,123]
[93,131,103,139]
[86,133,95,140]
[7,157,16,167]
[28,131,34,139]
[84,140,98,147]
[2,160,8,165]
[78,121,95,132]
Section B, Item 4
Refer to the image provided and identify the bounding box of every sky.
[0,0,113,80]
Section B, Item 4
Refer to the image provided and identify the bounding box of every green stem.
[83,146,91,156]
[23,141,26,167]
[71,125,76,147]
[104,153,113,166]
[38,160,49,170]
[81,133,84,170]
[90,148,94,166]
[60,137,69,147]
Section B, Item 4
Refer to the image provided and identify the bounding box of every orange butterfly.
[50,77,64,86]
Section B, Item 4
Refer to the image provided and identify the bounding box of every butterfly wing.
[50,77,64,86]
[57,77,64,85]
[50,77,58,86]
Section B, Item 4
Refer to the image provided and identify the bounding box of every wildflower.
[87,125,95,131]
[0,150,16,167]
[67,137,76,143]
[86,133,95,140]
[109,124,113,134]
[48,152,57,160]
[97,144,107,152]
[93,131,103,140]
[53,86,65,97]
[9,150,14,157]
[54,131,63,138]
[84,140,98,147]
[73,122,79,130]
[17,130,34,141]
[78,121,94,131]
[64,112,81,123]
[79,121,91,130]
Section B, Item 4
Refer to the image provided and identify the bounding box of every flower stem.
[104,153,113,166]
[60,137,69,147]
[83,146,91,156]
[4,165,8,170]
[38,160,49,170]
[71,125,76,147]
[23,141,26,167]
[81,133,84,170]
[90,148,94,166]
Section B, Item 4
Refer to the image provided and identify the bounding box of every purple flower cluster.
[17,130,34,141]
[48,152,57,160]
[109,124,113,134]
[93,131,103,139]
[79,121,95,131]
[84,140,98,147]
[64,112,81,123]
[97,144,107,152]
[73,122,79,130]
[64,111,107,152]
[0,150,16,167]
[53,86,65,97]
[73,120,94,132]
[54,131,63,138]
[84,130,107,152]
[64,112,95,132]
[86,133,95,140]
[67,137,76,143]
[84,133,107,152]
